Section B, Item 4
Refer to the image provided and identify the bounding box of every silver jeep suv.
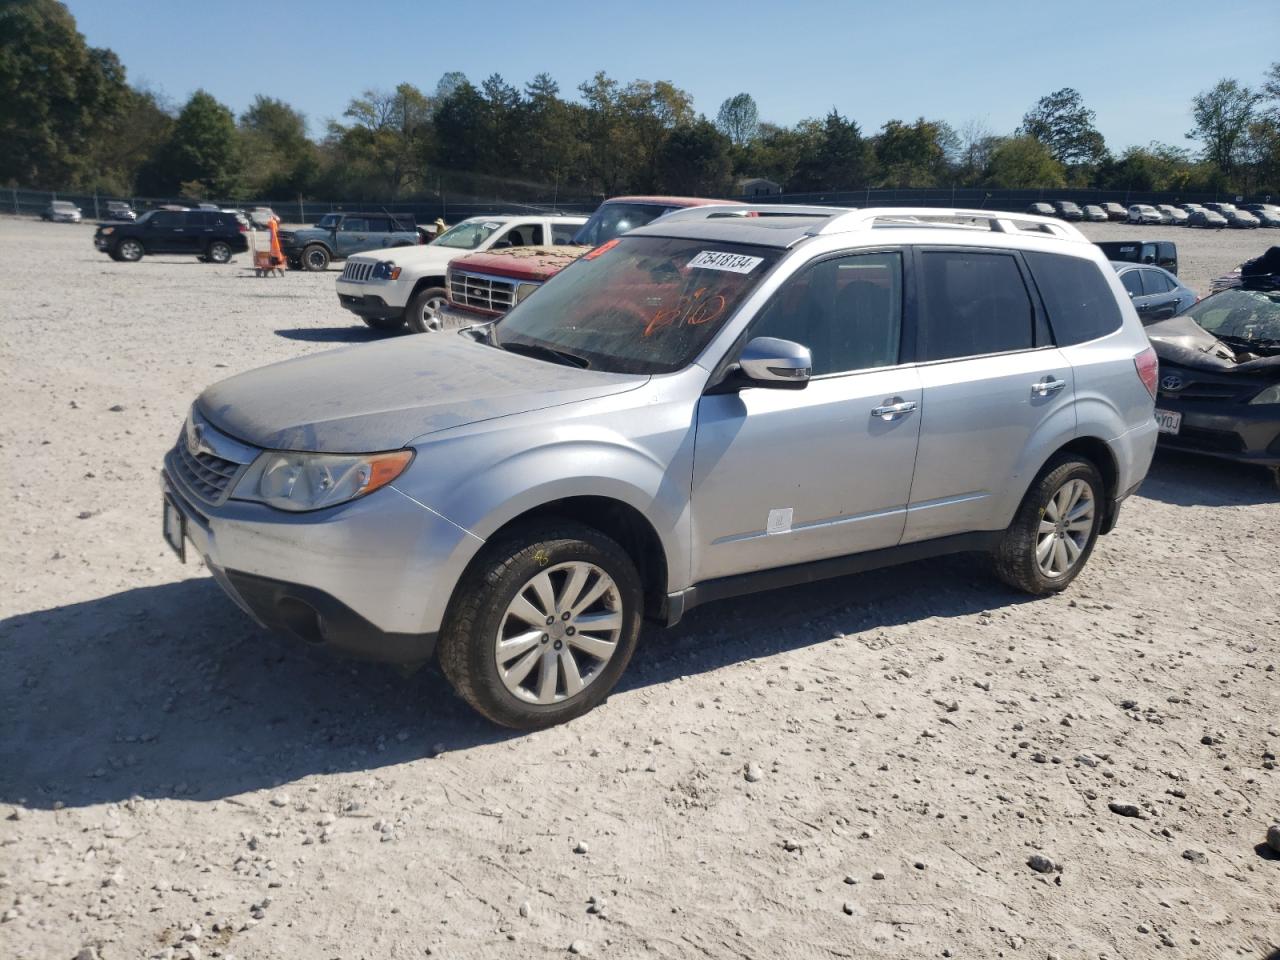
[162,207,1159,728]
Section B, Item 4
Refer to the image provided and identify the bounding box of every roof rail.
[808,207,1089,242]
[654,203,847,223]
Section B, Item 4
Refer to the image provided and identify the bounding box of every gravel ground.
[1,216,1277,960]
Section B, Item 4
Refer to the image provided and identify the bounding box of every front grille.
[450,271,515,314]
[1162,382,1251,402]
[170,438,242,505]
[341,260,375,282]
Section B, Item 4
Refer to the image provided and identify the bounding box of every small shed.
[736,177,781,198]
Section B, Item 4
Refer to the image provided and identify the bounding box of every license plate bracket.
[163,494,186,562]
[1154,408,1182,435]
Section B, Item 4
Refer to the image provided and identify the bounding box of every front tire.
[361,315,405,332]
[406,286,448,333]
[207,240,232,264]
[993,455,1103,595]
[301,244,330,271]
[115,238,144,262]
[438,522,643,729]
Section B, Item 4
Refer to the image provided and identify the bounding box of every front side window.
[315,214,339,229]
[748,251,903,375]
[500,223,544,247]
[151,212,182,229]
[918,251,1035,361]
[1119,269,1144,298]
[495,236,781,375]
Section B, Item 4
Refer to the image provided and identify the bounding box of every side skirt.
[663,531,1002,627]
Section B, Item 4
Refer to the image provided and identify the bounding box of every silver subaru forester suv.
[162,206,1159,728]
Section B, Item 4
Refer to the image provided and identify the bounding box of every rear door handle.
[1032,377,1067,397]
[871,398,917,420]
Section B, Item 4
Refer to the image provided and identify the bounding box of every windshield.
[494,235,781,374]
[315,214,339,229]
[1187,289,1280,342]
[572,202,673,247]
[432,218,504,249]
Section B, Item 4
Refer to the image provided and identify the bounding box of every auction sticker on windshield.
[1154,409,1182,434]
[688,251,764,274]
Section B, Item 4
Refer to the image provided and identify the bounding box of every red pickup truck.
[437,196,736,328]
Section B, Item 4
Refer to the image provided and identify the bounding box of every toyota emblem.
[1160,375,1183,392]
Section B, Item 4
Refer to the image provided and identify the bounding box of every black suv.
[93,210,249,263]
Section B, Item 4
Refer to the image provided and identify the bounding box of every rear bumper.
[1155,400,1280,466]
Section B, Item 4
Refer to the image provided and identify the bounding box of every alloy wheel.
[420,295,446,331]
[494,561,623,705]
[1036,478,1095,578]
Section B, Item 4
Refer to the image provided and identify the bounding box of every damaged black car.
[1145,248,1280,486]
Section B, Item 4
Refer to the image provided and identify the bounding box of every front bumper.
[337,292,400,319]
[1155,398,1280,467]
[437,302,496,331]
[161,467,479,665]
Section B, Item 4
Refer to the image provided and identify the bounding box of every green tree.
[333,83,431,196]
[873,118,951,187]
[656,119,732,195]
[239,95,316,198]
[431,78,487,176]
[1019,88,1106,167]
[986,135,1065,188]
[0,0,130,187]
[521,73,579,196]
[791,110,872,191]
[715,93,759,147]
[83,84,173,194]
[1188,79,1261,177]
[150,90,240,196]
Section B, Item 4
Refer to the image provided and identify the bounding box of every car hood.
[348,244,453,269]
[1146,313,1280,373]
[452,246,588,282]
[198,334,648,452]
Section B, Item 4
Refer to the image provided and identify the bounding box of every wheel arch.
[410,275,448,298]
[474,496,670,622]
[1035,436,1120,533]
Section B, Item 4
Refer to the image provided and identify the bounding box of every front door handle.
[1032,377,1067,397]
[871,397,918,420]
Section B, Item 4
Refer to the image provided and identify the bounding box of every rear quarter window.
[1023,251,1124,346]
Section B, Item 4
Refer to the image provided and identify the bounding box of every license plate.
[1154,409,1182,435]
[163,494,186,562]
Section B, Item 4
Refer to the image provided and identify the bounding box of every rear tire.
[993,455,1103,595]
[361,315,405,332]
[438,522,643,729]
[207,240,232,264]
[302,244,330,271]
[406,286,448,333]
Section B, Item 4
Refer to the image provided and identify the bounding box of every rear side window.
[1023,251,1125,345]
[551,223,579,244]
[1141,270,1173,295]
[365,217,390,232]
[918,251,1034,361]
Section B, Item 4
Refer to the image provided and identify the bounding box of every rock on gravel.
[1027,854,1058,874]
[1267,825,1280,855]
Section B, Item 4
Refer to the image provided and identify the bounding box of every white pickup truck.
[335,214,586,332]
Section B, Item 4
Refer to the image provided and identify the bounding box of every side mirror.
[738,337,811,388]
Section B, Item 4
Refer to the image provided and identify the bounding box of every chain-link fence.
[6,184,1272,224]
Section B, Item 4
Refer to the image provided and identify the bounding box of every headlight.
[516,282,540,303]
[101,226,114,235]
[245,449,414,512]
[370,261,401,280]
[1249,384,1280,405]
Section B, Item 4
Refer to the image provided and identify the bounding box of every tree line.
[3,0,1279,203]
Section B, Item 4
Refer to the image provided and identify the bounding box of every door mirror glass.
[738,337,811,388]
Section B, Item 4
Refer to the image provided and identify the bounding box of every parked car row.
[1021,199,1280,228]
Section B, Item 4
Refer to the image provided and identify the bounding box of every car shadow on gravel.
[1137,449,1278,507]
[274,326,406,343]
[0,554,1031,810]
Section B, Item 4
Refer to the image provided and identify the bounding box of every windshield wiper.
[498,340,590,368]
[1217,334,1280,347]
